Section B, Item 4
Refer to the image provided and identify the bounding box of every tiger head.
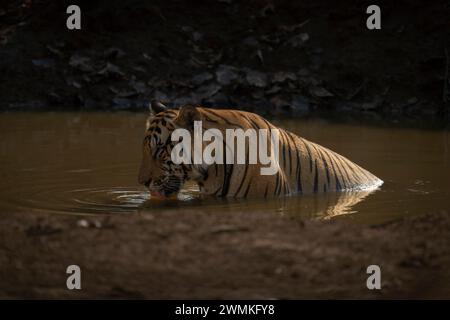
[138,101,206,197]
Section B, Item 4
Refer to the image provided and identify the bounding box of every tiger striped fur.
[138,101,383,198]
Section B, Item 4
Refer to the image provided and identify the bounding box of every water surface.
[0,112,449,224]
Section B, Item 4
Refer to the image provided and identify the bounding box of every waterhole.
[1,112,449,223]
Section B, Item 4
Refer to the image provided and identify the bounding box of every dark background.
[1,0,449,125]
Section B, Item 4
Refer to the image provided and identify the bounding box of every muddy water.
[0,112,449,224]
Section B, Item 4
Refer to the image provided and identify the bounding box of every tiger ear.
[146,100,167,130]
[175,105,202,130]
[149,100,167,115]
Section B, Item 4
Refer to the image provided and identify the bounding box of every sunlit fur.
[138,105,383,198]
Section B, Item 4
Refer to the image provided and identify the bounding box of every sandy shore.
[1,208,449,299]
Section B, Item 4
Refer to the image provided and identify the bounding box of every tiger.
[138,100,383,198]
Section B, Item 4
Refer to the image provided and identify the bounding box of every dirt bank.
[1,0,449,125]
[1,208,449,299]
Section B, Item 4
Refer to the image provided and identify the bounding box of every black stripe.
[345,162,362,185]
[355,164,372,182]
[281,132,287,171]
[212,186,222,196]
[201,108,241,127]
[274,173,280,196]
[332,154,351,189]
[234,148,250,197]
[244,115,262,131]
[300,138,313,172]
[314,145,331,185]
[296,152,302,194]
[284,175,289,195]
[310,143,331,193]
[313,160,319,193]
[243,177,253,198]
[286,133,302,194]
[264,184,269,198]
[220,141,234,197]
[328,152,347,190]
[338,157,355,189]
[352,162,372,186]
[201,117,221,126]
[221,164,233,197]
[160,111,177,120]
[281,130,293,175]
[278,175,284,196]
[311,143,323,192]
[322,149,342,191]
[284,132,297,176]
[260,117,273,130]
